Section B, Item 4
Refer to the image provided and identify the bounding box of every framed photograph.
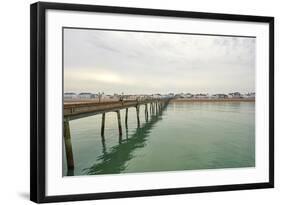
[30,2,274,203]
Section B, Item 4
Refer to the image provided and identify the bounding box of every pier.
[63,98,171,170]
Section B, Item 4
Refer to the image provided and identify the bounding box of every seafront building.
[64,92,77,100]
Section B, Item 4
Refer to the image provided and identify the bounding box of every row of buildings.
[174,92,255,99]
[64,92,162,100]
[64,92,174,100]
[64,92,255,100]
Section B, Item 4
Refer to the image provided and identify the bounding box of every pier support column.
[157,102,160,113]
[150,103,152,114]
[116,110,122,136]
[136,105,140,127]
[64,120,74,170]
[125,108,128,128]
[101,113,106,137]
[101,135,107,154]
[145,104,148,122]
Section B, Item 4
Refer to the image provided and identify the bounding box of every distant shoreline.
[64,98,255,105]
[170,98,255,102]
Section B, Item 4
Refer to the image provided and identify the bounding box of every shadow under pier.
[82,104,169,175]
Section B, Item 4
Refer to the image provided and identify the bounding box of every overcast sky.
[64,28,255,95]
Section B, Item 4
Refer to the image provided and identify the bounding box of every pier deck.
[64,99,167,121]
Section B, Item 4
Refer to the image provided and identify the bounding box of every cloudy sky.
[64,28,255,95]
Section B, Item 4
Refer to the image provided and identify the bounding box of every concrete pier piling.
[145,104,148,122]
[64,120,74,169]
[101,113,106,137]
[136,105,140,127]
[116,110,122,136]
[125,108,128,128]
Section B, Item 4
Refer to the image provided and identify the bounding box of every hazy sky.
[64,28,255,95]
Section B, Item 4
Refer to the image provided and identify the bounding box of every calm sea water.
[63,101,255,176]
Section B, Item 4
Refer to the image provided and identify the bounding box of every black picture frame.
[30,2,274,203]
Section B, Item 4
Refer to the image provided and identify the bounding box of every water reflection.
[82,104,168,175]
[101,136,107,154]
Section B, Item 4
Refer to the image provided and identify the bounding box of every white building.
[64,92,77,99]
[78,92,92,99]
[103,95,114,100]
[243,92,255,99]
[91,94,98,99]
[212,94,228,99]
[152,94,162,99]
[228,92,242,98]
[124,95,137,100]
[194,93,209,99]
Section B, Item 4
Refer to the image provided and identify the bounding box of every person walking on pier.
[119,92,124,105]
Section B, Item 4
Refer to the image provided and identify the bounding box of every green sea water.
[63,101,255,176]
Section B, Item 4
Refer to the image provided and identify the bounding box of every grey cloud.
[64,28,255,94]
